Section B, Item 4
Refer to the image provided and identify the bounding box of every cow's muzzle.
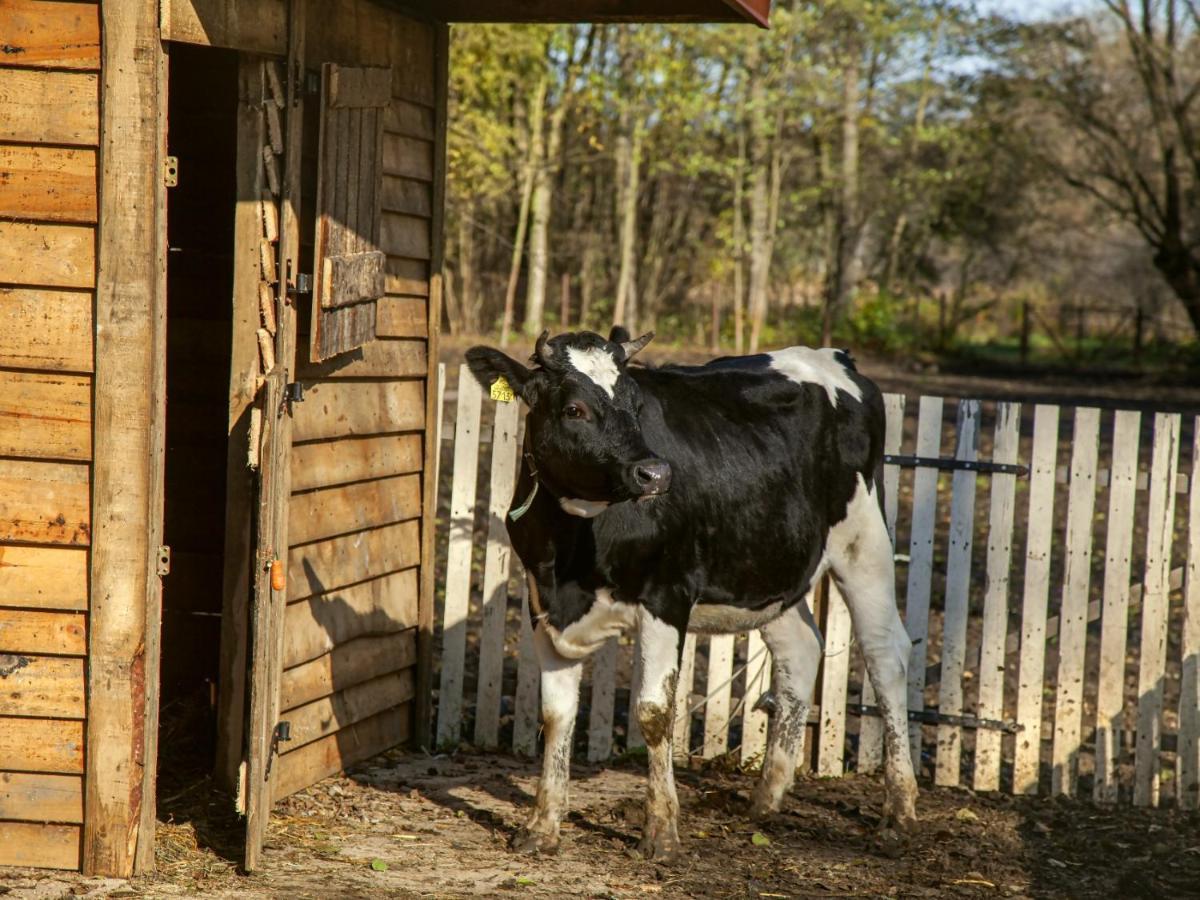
[630,458,672,498]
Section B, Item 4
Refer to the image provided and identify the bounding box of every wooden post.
[85,0,166,877]
[415,21,450,751]
[559,271,570,329]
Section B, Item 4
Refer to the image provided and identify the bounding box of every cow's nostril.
[635,466,654,485]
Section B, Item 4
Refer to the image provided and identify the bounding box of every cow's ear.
[608,325,631,345]
[465,346,542,404]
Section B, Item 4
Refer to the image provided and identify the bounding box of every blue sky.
[975,0,1098,20]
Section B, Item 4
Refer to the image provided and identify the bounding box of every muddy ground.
[4,751,1200,899]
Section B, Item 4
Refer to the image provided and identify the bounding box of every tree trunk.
[612,37,642,333]
[523,159,550,336]
[821,36,862,347]
[442,266,460,336]
[458,203,477,333]
[747,73,772,353]
[732,125,746,354]
[560,271,570,329]
[501,77,545,347]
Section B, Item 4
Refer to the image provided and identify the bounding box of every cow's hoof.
[638,826,683,864]
[510,826,560,855]
[748,793,781,822]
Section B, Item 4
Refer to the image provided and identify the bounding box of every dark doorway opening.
[159,42,239,798]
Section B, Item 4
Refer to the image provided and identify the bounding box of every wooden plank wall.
[0,0,100,871]
[271,1,440,799]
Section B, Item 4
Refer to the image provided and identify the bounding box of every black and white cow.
[465,329,918,861]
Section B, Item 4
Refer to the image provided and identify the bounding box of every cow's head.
[465,328,671,515]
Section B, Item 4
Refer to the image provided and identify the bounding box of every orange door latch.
[270,558,286,592]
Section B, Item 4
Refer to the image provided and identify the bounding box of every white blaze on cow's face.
[565,345,620,399]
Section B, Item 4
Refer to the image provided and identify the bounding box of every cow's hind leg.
[513,622,583,853]
[826,473,919,830]
[749,601,823,818]
[634,607,683,861]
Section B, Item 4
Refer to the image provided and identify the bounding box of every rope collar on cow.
[508,452,543,523]
[509,451,613,522]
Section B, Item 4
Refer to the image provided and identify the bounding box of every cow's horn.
[620,331,655,361]
[533,330,558,370]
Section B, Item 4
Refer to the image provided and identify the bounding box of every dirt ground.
[4,749,1200,899]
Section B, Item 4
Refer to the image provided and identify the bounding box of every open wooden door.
[242,0,306,872]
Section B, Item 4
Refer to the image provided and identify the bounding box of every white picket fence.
[432,361,1200,807]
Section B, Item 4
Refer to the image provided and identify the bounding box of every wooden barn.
[0,0,768,877]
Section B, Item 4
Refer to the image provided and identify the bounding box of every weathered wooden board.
[0,772,83,823]
[817,584,852,776]
[904,396,944,765]
[0,459,89,546]
[436,368,483,747]
[1134,413,1182,807]
[382,134,433,181]
[740,631,770,766]
[291,432,422,493]
[0,288,93,373]
[587,639,618,761]
[389,18,436,106]
[703,634,735,758]
[384,101,435,140]
[376,296,428,338]
[1014,404,1061,795]
[0,544,87,611]
[0,0,100,69]
[0,821,80,870]
[512,576,541,758]
[0,370,91,461]
[673,632,697,759]
[296,337,425,380]
[0,654,84,718]
[382,213,431,260]
[291,379,424,442]
[385,257,429,294]
[273,703,410,802]
[320,251,386,309]
[329,66,391,108]
[281,628,416,712]
[0,222,95,289]
[1051,407,1101,797]
[160,0,287,55]
[287,669,414,749]
[288,473,421,546]
[283,567,419,668]
[1094,409,1141,802]
[381,175,432,217]
[287,519,419,602]
[0,716,83,773]
[1180,416,1200,811]
[0,68,97,145]
[0,145,97,223]
[973,401,1021,792]
[0,609,85,656]
[474,398,521,748]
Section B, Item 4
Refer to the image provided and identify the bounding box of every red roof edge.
[721,0,770,27]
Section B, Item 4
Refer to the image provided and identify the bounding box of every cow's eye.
[563,401,590,421]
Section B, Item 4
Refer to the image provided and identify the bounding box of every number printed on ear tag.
[490,376,514,403]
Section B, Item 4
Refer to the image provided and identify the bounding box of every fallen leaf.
[516,875,535,886]
[370,859,388,872]
[751,832,771,847]
[955,807,979,822]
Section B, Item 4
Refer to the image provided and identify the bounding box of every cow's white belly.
[688,601,785,634]
[544,587,638,659]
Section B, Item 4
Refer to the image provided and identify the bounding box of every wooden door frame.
[85,0,169,878]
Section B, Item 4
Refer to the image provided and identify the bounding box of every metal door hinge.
[285,381,305,405]
[163,156,179,187]
[265,720,292,778]
[288,272,312,296]
[156,545,171,576]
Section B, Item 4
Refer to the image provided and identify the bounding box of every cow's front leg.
[513,622,583,854]
[634,607,683,862]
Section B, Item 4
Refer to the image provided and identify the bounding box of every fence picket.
[1134,413,1182,807]
[741,630,771,766]
[1014,404,1062,794]
[627,636,645,750]
[935,399,981,787]
[1095,409,1141,802]
[974,402,1021,792]
[473,399,522,748]
[512,573,540,757]
[1051,407,1101,797]
[858,393,906,774]
[1179,416,1200,810]
[587,639,619,761]
[674,632,697,759]
[703,634,735,757]
[818,582,853,776]
[905,396,944,768]
[435,367,483,747]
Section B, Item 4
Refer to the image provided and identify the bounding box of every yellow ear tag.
[490,376,515,403]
